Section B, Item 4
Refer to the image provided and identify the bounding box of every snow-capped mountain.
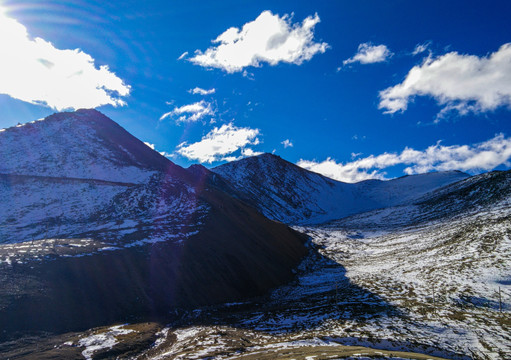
[0,109,178,183]
[0,109,198,244]
[212,153,470,224]
[0,110,307,335]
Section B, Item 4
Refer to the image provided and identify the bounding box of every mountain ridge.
[212,152,470,224]
[0,109,308,336]
[0,109,185,183]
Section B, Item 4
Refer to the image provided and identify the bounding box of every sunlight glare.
[0,3,130,110]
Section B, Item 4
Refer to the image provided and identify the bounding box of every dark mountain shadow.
[0,240,469,360]
[173,241,404,331]
[158,241,469,360]
[0,232,397,341]
[0,154,306,340]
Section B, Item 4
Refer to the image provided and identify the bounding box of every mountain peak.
[213,153,470,224]
[216,151,315,179]
[255,152,282,160]
[35,108,110,126]
[0,109,180,183]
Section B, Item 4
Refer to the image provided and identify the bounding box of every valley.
[1,110,510,359]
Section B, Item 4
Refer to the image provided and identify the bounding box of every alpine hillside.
[4,168,509,359]
[213,153,470,224]
[0,109,308,336]
[1,110,509,360]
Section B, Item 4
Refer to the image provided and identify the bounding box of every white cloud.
[189,10,328,73]
[0,8,130,110]
[221,155,241,162]
[298,134,511,183]
[241,148,263,157]
[159,151,174,159]
[379,43,511,116]
[143,142,155,150]
[298,157,385,183]
[189,87,216,95]
[143,141,173,158]
[343,43,393,66]
[160,100,215,123]
[281,139,293,148]
[412,42,431,56]
[176,123,260,163]
[177,51,188,60]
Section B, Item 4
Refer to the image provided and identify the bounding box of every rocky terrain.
[0,110,307,336]
[213,153,468,224]
[1,110,509,359]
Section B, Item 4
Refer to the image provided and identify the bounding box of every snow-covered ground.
[132,180,511,360]
[77,324,135,360]
[297,204,511,359]
[0,109,157,183]
[213,153,469,225]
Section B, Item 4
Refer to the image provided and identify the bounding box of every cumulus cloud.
[0,8,130,110]
[379,43,511,116]
[160,100,215,123]
[298,157,385,183]
[281,139,293,148]
[159,151,174,159]
[189,10,328,73]
[176,123,260,163]
[343,43,393,66]
[189,87,216,95]
[298,134,511,183]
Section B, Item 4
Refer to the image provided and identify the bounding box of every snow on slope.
[0,174,209,249]
[0,175,131,244]
[331,170,511,229]
[298,172,511,359]
[212,153,469,224]
[145,170,511,360]
[0,109,169,183]
[0,109,211,246]
[213,153,363,224]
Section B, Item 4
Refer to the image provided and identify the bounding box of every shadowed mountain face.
[212,153,470,224]
[0,110,307,336]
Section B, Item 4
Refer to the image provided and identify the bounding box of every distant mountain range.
[0,109,504,338]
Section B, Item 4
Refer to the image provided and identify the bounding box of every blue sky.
[1,0,511,182]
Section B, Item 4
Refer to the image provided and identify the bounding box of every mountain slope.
[212,153,469,224]
[305,169,511,358]
[0,109,182,183]
[5,166,508,359]
[0,110,308,336]
[332,169,511,229]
